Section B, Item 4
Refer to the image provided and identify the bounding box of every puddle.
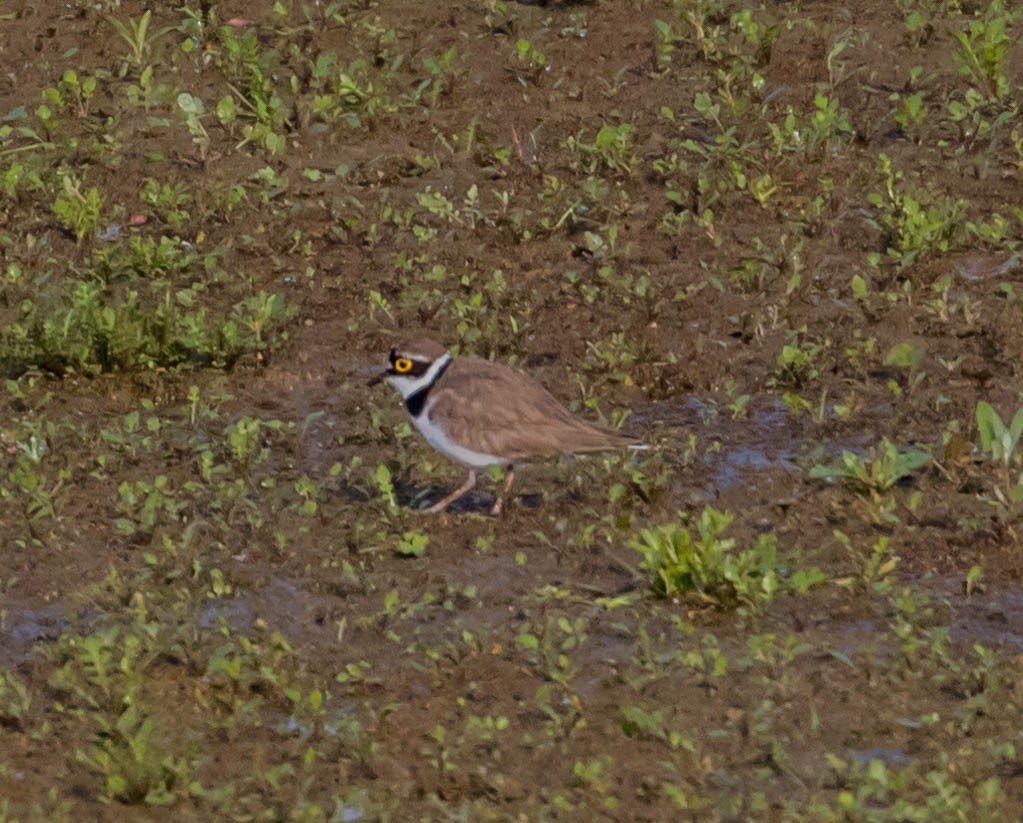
[951,588,1023,650]
[951,253,1020,282]
[1,603,69,666]
[850,747,911,766]
[199,577,307,634]
[687,396,804,491]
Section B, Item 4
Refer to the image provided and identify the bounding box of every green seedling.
[116,475,187,537]
[975,401,1023,468]
[233,290,293,347]
[7,443,70,521]
[0,669,31,729]
[41,69,97,119]
[952,0,1015,101]
[965,564,984,598]
[395,529,429,557]
[419,47,458,107]
[139,177,191,230]
[374,463,398,510]
[833,530,899,591]
[890,90,928,140]
[52,173,102,241]
[653,19,679,70]
[822,756,990,821]
[516,613,587,686]
[225,416,263,464]
[513,37,549,85]
[866,153,967,267]
[974,402,1023,528]
[176,93,210,160]
[105,10,166,72]
[565,123,636,175]
[768,339,825,389]
[1,160,44,197]
[124,64,172,110]
[77,702,191,805]
[768,94,852,157]
[809,438,931,494]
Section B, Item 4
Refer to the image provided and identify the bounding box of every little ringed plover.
[369,339,642,515]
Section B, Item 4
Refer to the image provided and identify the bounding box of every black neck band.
[406,358,450,418]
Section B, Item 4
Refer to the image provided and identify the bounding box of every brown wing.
[428,359,637,460]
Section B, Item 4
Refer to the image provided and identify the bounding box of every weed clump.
[630,506,819,611]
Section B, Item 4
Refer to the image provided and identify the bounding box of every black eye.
[394,358,413,374]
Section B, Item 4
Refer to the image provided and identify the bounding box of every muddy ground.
[1,0,1023,819]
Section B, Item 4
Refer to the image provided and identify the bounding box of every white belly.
[413,407,508,469]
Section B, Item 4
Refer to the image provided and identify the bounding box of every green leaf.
[976,401,1000,453]
[851,274,867,298]
[395,530,428,557]
[176,92,204,115]
[883,342,924,369]
[1009,407,1023,451]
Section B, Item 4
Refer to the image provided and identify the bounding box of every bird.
[368,339,642,515]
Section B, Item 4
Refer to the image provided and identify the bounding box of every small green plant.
[565,123,636,175]
[975,401,1023,468]
[41,69,97,119]
[809,438,931,495]
[5,432,70,521]
[833,530,900,591]
[629,506,799,611]
[115,475,187,537]
[0,669,32,729]
[395,530,429,557]
[768,338,826,389]
[653,19,679,70]
[139,178,191,230]
[211,25,289,154]
[974,402,1023,529]
[768,94,852,157]
[0,275,292,374]
[1,160,44,198]
[225,416,265,465]
[419,47,459,107]
[952,0,1015,101]
[77,703,192,805]
[105,9,165,72]
[374,463,398,510]
[513,37,549,85]
[305,53,401,128]
[890,90,928,141]
[176,93,210,160]
[233,290,293,348]
[866,153,967,267]
[52,173,103,241]
[819,756,1001,822]
[516,613,587,685]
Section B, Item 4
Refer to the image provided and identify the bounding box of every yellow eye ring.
[394,357,413,374]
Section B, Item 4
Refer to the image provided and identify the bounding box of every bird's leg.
[490,465,515,516]
[426,469,477,514]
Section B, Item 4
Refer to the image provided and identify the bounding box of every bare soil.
[2,0,1023,820]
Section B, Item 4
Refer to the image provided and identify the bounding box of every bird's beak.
[367,369,389,387]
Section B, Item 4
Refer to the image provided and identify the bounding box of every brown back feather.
[427,358,637,460]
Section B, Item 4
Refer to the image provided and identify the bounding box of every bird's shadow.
[398,482,542,514]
